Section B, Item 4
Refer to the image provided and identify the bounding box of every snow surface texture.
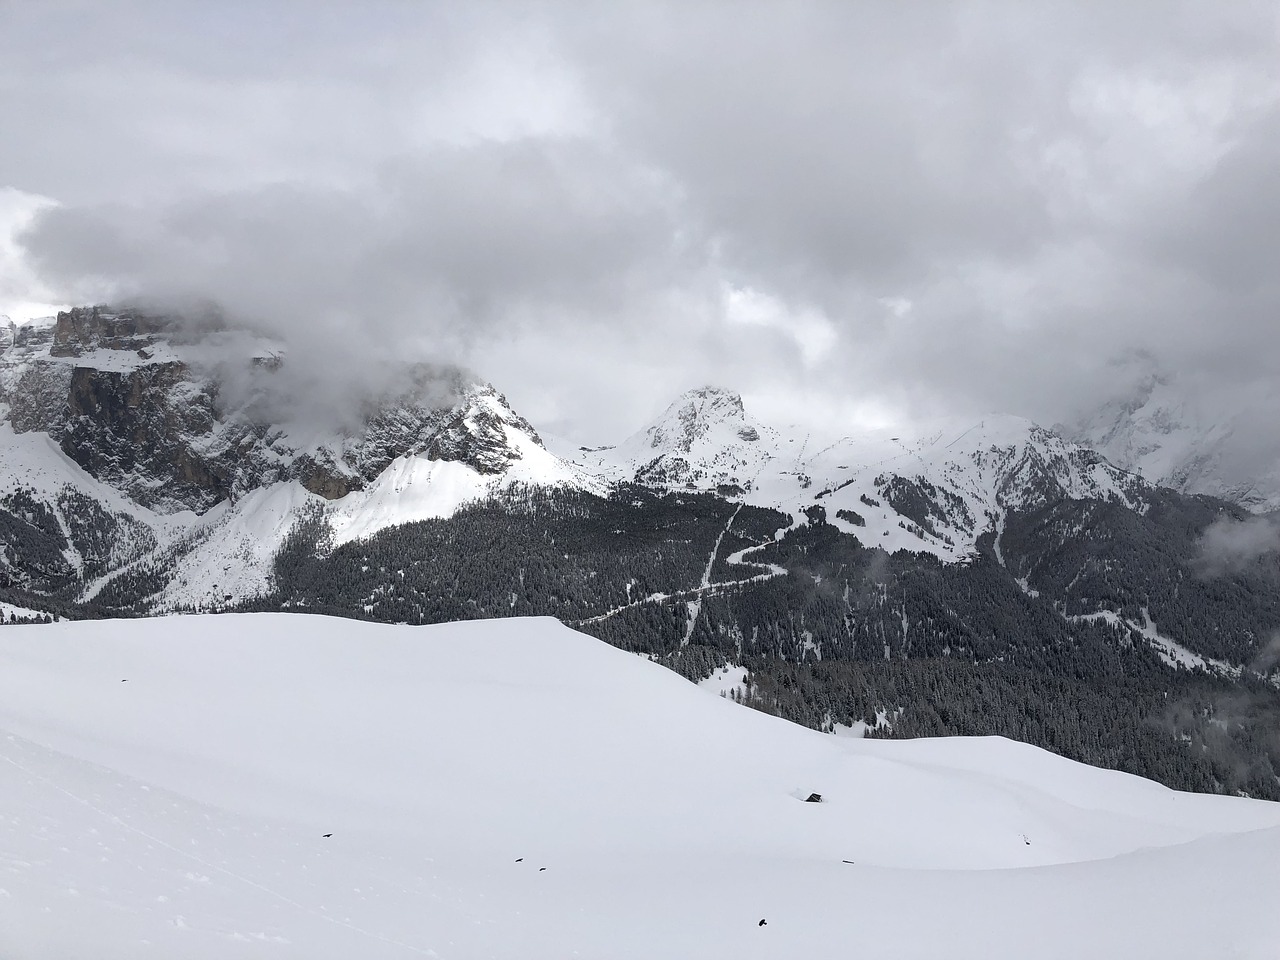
[2,613,1279,959]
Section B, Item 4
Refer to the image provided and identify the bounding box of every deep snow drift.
[2,614,1279,959]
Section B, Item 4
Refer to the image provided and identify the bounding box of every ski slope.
[1,614,1279,959]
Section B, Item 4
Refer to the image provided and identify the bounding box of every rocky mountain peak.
[50,306,169,358]
[570,386,779,493]
[0,303,555,513]
[646,386,748,453]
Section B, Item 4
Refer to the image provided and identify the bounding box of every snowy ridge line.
[0,736,438,957]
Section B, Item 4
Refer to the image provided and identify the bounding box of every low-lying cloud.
[1195,514,1280,577]
[17,138,697,430]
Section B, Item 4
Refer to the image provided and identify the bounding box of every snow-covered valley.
[2,613,1279,959]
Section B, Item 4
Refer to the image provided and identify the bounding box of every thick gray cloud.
[3,1,1279,442]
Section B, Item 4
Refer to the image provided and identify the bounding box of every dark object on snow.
[758,919,767,927]
[539,867,547,872]
[842,859,855,864]
[805,793,823,803]
[322,833,332,838]
[515,858,523,862]
[121,679,128,682]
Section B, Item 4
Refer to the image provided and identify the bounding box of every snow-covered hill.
[0,613,1277,959]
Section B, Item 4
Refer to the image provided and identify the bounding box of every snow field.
[1,614,1278,959]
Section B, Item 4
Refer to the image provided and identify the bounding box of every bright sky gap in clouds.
[1,1,1278,442]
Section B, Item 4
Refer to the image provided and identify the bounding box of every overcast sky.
[2,1,1278,442]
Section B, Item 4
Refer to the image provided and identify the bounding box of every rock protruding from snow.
[0,305,580,514]
[563,389,1151,562]
[0,304,608,610]
[50,306,168,358]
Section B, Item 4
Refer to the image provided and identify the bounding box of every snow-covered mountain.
[1,307,590,511]
[563,390,1146,562]
[5,308,1279,805]
[571,386,786,493]
[1070,369,1280,512]
[3,612,1279,959]
[0,305,1258,612]
[763,415,1144,561]
[0,307,602,608]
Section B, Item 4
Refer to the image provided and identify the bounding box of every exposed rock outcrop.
[3,305,553,514]
[50,306,168,357]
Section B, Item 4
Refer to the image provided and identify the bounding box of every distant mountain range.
[3,306,1279,801]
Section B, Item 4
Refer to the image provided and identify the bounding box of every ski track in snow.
[572,514,786,630]
[682,505,742,644]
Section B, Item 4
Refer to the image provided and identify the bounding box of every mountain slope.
[750,414,1144,561]
[2,613,1279,959]
[4,312,1279,802]
[1071,369,1280,511]
[0,308,603,610]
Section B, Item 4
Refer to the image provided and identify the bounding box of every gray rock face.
[7,362,73,435]
[60,361,230,512]
[50,306,168,357]
[1,305,548,514]
[646,387,746,453]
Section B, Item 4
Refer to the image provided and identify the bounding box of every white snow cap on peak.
[567,385,779,491]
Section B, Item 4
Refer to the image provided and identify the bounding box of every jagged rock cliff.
[1,306,553,514]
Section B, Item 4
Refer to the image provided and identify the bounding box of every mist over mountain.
[3,6,1280,954]
[1069,357,1280,512]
